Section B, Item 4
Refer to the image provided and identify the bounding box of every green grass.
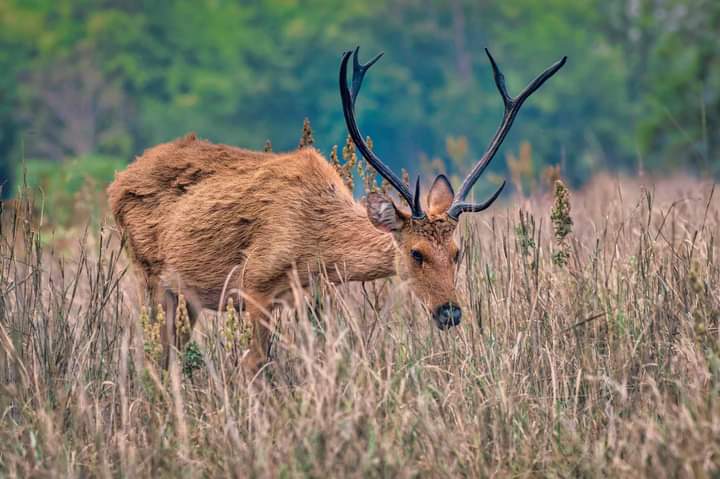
[0,173,719,477]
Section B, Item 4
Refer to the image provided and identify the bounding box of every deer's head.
[340,47,565,330]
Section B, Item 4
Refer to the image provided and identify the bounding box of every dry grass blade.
[1,174,719,477]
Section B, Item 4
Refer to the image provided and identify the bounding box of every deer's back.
[107,133,356,306]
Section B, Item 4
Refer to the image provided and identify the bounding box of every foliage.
[182,341,204,377]
[141,306,162,364]
[298,117,315,149]
[507,141,535,196]
[0,0,718,200]
[16,154,124,226]
[550,179,573,267]
[599,0,720,172]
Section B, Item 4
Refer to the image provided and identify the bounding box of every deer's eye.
[410,249,424,265]
[452,250,460,263]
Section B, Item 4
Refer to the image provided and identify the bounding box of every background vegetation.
[1,0,719,202]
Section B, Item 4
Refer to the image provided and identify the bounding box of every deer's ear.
[427,174,455,217]
[366,192,406,233]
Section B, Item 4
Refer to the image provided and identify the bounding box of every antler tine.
[448,181,506,219]
[486,50,513,108]
[448,49,566,220]
[351,48,383,108]
[340,47,425,219]
[413,176,422,215]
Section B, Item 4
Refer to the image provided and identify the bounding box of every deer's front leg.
[159,289,178,371]
[240,294,274,377]
[157,288,201,370]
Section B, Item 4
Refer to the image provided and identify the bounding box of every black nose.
[434,303,462,330]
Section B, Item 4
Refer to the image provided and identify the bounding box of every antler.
[339,47,425,219]
[447,49,567,220]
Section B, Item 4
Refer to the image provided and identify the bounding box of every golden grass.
[1,173,719,477]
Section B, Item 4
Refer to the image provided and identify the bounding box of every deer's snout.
[434,303,462,330]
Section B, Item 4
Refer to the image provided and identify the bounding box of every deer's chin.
[432,315,461,330]
[434,320,453,331]
[435,320,461,331]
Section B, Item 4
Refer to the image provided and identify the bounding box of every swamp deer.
[107,47,566,373]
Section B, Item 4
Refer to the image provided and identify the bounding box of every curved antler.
[447,49,567,221]
[339,47,425,219]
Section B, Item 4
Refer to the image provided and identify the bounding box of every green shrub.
[15,154,126,226]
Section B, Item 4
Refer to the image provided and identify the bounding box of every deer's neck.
[315,201,397,282]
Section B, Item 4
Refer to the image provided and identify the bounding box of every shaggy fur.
[107,133,462,372]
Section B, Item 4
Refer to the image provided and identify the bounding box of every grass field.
[1,173,719,477]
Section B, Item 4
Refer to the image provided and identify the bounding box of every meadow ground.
[1,173,719,477]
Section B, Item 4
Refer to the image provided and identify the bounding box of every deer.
[107,47,566,373]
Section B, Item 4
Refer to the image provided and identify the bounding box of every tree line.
[1,0,718,199]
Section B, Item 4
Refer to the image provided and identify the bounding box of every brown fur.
[108,133,461,372]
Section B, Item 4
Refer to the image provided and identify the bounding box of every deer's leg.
[144,275,161,322]
[159,289,178,370]
[157,288,203,369]
[240,295,274,376]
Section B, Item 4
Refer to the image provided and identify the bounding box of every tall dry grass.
[1,173,719,477]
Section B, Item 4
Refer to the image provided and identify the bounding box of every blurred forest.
[0,0,718,202]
